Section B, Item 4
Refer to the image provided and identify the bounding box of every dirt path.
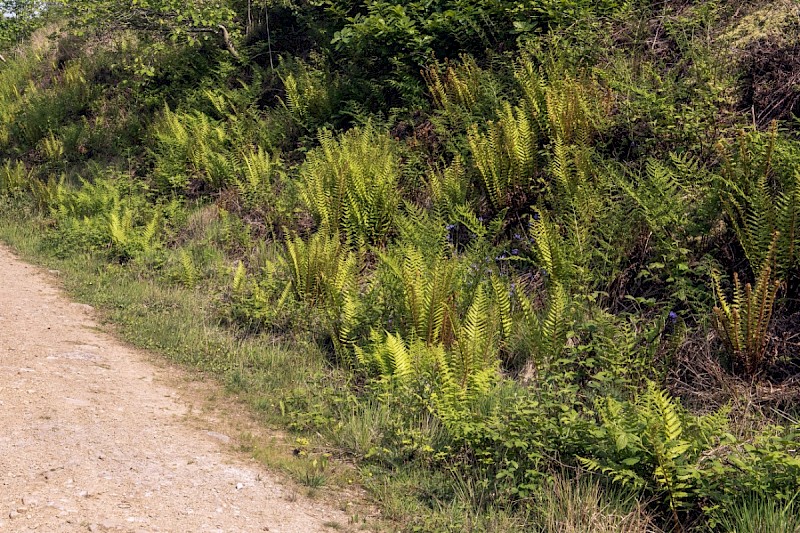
[0,245,354,532]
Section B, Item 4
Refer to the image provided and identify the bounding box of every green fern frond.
[383,332,414,382]
[108,205,132,247]
[232,261,247,294]
[282,231,355,306]
[776,171,800,271]
[178,249,199,288]
[540,282,569,361]
[379,243,458,347]
[717,126,800,279]
[490,275,513,340]
[423,55,495,126]
[528,209,572,286]
[232,147,281,210]
[0,160,31,196]
[468,101,540,211]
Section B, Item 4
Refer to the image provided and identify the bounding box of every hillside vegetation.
[2,0,800,530]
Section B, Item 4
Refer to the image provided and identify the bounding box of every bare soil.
[0,245,357,532]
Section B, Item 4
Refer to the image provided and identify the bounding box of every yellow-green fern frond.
[232,261,247,294]
[712,233,782,376]
[178,249,199,288]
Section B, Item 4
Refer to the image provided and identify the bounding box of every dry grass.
[723,0,800,50]
[721,0,800,126]
[535,474,661,533]
[668,324,800,434]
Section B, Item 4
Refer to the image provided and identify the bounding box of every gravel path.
[0,245,351,532]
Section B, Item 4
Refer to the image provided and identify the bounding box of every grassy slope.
[2,1,800,531]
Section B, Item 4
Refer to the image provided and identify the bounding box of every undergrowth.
[2,1,800,530]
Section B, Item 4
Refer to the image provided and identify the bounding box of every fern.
[282,231,356,306]
[232,147,282,210]
[447,286,499,398]
[580,384,730,529]
[776,170,800,275]
[178,249,200,288]
[0,160,31,196]
[29,174,64,211]
[231,260,247,294]
[718,126,800,281]
[516,59,606,147]
[423,55,499,128]
[152,106,235,191]
[614,157,689,241]
[544,77,599,147]
[528,209,573,287]
[379,243,458,346]
[355,331,416,385]
[107,204,161,261]
[427,156,468,212]
[515,281,571,370]
[279,59,336,129]
[357,324,498,406]
[712,233,782,377]
[468,101,540,211]
[490,275,513,341]
[300,124,400,245]
[394,203,450,262]
[515,57,549,137]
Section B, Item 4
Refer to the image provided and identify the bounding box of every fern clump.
[512,280,572,373]
[300,124,401,246]
[152,106,236,192]
[377,242,459,346]
[581,384,732,528]
[718,127,800,294]
[355,288,501,410]
[280,57,339,130]
[712,234,782,377]
[424,55,503,130]
[0,160,32,198]
[231,147,284,211]
[468,101,541,211]
[48,173,163,262]
[282,231,357,306]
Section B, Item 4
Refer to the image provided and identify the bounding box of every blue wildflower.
[668,311,678,322]
[511,249,519,255]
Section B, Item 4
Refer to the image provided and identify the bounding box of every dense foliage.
[2,0,800,530]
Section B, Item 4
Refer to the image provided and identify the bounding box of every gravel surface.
[0,245,352,532]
